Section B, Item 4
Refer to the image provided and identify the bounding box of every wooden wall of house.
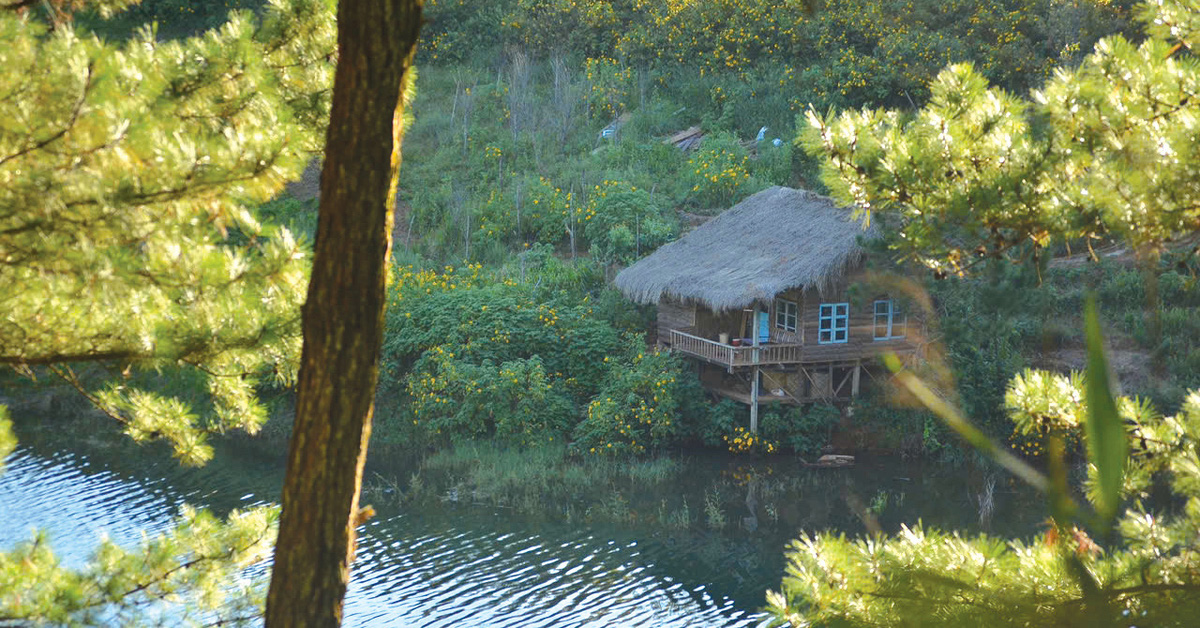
[657,298,696,343]
[693,307,717,338]
[794,271,922,363]
[655,270,923,362]
[695,308,746,340]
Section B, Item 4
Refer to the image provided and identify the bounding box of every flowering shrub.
[418,0,515,62]
[383,261,626,445]
[574,335,683,455]
[469,177,582,249]
[685,134,760,207]
[1004,369,1087,459]
[426,0,1131,111]
[584,56,634,120]
[524,177,574,245]
[723,426,777,454]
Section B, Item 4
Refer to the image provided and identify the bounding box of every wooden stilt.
[750,303,762,433]
[851,360,861,397]
[750,366,759,433]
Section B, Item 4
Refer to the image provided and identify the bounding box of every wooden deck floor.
[708,384,800,405]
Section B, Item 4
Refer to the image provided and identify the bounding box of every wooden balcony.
[664,328,803,369]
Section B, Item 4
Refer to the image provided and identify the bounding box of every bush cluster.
[378,255,699,453]
[424,0,1135,109]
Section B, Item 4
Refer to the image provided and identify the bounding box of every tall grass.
[393,441,681,522]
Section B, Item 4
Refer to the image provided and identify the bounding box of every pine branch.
[0,62,93,169]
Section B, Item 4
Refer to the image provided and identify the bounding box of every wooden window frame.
[775,298,798,333]
[873,299,906,340]
[818,302,849,344]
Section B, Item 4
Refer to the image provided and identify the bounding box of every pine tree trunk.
[264,1,421,626]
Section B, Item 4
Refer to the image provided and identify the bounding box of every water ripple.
[344,514,763,627]
[1,447,767,627]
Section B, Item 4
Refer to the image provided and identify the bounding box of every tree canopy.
[0,0,334,464]
[802,0,1200,276]
[1,0,337,623]
[768,0,1200,625]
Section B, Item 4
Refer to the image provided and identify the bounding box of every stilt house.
[615,186,920,429]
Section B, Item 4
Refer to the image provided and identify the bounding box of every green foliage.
[406,349,576,444]
[772,376,1200,626]
[384,262,617,386]
[769,524,1081,627]
[771,1,1200,624]
[703,489,728,529]
[254,195,319,242]
[0,1,336,623]
[381,259,694,452]
[842,396,949,457]
[1083,296,1127,527]
[929,274,1032,436]
[684,133,762,207]
[426,0,1132,112]
[82,0,266,40]
[402,0,1136,270]
[574,334,683,455]
[584,180,677,265]
[752,138,796,188]
[802,4,1197,274]
[0,0,335,463]
[0,506,277,627]
[924,254,1200,449]
[582,56,635,120]
[691,399,743,447]
[420,0,517,63]
[760,404,840,456]
[1005,369,1086,436]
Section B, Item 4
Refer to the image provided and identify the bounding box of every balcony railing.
[665,329,803,367]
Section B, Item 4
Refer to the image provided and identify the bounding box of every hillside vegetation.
[235,0,1200,460]
[6,0,1200,624]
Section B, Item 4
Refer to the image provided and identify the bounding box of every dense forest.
[3,0,1200,625]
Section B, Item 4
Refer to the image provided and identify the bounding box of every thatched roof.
[615,186,878,311]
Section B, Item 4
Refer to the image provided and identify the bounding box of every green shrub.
[691,400,743,447]
[1159,270,1200,308]
[684,132,763,208]
[584,180,678,264]
[573,335,683,455]
[760,404,840,456]
[406,350,576,445]
[1099,267,1146,309]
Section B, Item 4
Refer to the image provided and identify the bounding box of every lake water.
[0,421,1047,626]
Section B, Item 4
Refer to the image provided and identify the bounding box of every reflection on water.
[0,428,1046,627]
